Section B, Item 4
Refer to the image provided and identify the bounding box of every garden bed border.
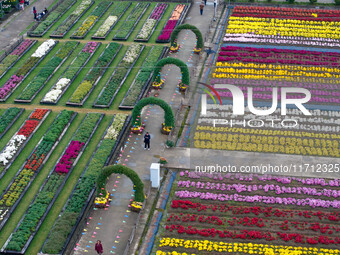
[0,108,50,180]
[14,42,79,103]
[70,2,113,39]
[155,4,190,43]
[66,43,122,107]
[0,108,24,140]
[50,1,95,38]
[113,2,150,41]
[93,45,145,108]
[134,3,168,43]
[91,2,132,40]
[0,109,52,232]
[40,42,101,105]
[0,40,37,80]
[119,46,168,110]
[0,41,58,102]
[0,111,78,255]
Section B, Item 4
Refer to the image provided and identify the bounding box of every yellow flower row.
[196,126,340,139]
[212,73,340,83]
[214,68,339,79]
[159,238,340,254]
[226,17,340,39]
[216,62,340,73]
[157,251,195,255]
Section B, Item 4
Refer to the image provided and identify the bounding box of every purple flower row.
[55,140,84,174]
[175,190,340,208]
[177,180,340,198]
[180,171,340,187]
[150,3,167,20]
[82,42,98,53]
[0,75,23,99]
[10,40,35,56]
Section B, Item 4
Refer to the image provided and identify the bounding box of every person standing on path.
[33,7,37,20]
[200,1,204,15]
[95,240,103,254]
[213,0,217,20]
[19,0,24,10]
[144,132,151,150]
[204,0,207,5]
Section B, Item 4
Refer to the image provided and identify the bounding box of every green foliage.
[52,0,93,36]
[69,43,120,104]
[44,110,74,143]
[63,50,93,80]
[0,55,18,76]
[5,174,64,251]
[42,114,128,254]
[309,0,317,3]
[31,0,77,35]
[72,113,101,142]
[91,0,111,17]
[336,0,340,5]
[0,107,21,134]
[170,24,203,49]
[153,57,189,85]
[121,46,164,107]
[288,0,295,3]
[166,140,175,147]
[16,57,40,77]
[95,44,143,106]
[132,97,175,128]
[17,42,77,100]
[114,2,149,39]
[97,165,144,202]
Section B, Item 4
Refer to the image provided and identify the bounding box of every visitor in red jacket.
[95,240,103,254]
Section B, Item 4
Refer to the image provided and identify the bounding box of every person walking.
[33,7,37,20]
[144,132,151,150]
[95,240,103,255]
[214,0,217,8]
[204,0,207,5]
[20,0,24,10]
[199,1,204,15]
[213,0,217,20]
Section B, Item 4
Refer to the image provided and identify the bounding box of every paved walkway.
[72,1,217,255]
[0,0,54,50]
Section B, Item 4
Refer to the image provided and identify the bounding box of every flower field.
[224,6,340,47]
[155,171,340,254]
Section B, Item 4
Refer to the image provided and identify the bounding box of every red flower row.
[167,213,340,234]
[165,224,340,245]
[30,109,48,120]
[17,120,39,137]
[25,154,45,171]
[171,200,340,222]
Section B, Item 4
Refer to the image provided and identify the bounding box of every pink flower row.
[10,40,35,56]
[82,42,98,53]
[0,75,24,99]
[177,181,340,198]
[180,171,340,187]
[55,140,84,174]
[174,191,340,208]
[150,3,167,20]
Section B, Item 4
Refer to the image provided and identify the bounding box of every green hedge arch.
[132,97,175,128]
[97,164,145,202]
[170,24,203,49]
[153,57,190,86]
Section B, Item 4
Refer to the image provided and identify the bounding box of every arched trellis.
[97,164,145,202]
[152,57,190,89]
[170,24,203,52]
[131,97,175,134]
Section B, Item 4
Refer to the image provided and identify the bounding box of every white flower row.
[42,78,71,103]
[31,39,56,58]
[122,43,142,64]
[0,135,27,165]
[0,209,8,221]
[71,0,92,16]
[104,114,128,140]
[93,16,118,37]
[136,19,157,39]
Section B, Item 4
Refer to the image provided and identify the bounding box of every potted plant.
[165,140,174,148]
